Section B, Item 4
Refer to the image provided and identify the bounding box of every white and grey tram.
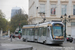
[22,22,65,44]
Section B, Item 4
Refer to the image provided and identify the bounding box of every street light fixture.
[64,13,67,16]
[68,15,71,18]
[60,14,70,38]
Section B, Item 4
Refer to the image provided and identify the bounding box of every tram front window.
[53,26,63,36]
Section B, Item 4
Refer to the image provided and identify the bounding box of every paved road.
[1,37,75,50]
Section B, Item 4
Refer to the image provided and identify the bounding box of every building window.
[73,5,75,15]
[71,22,75,26]
[51,4,56,15]
[61,5,67,15]
[40,4,45,13]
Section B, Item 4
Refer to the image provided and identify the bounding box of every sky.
[0,0,29,21]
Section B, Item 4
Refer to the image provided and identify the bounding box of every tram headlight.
[54,36,56,38]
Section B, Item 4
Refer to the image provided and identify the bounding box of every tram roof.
[22,25,35,29]
[38,21,64,26]
[22,22,64,29]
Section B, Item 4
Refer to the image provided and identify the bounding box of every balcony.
[72,0,75,3]
[39,0,47,2]
[61,0,69,1]
[61,0,69,3]
[50,0,57,3]
[50,0,58,1]
[39,0,58,2]
[70,15,75,20]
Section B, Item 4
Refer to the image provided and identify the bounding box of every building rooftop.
[12,7,21,10]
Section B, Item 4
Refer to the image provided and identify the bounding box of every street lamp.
[60,14,70,38]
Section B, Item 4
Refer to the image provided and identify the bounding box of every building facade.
[29,0,75,38]
[11,7,22,18]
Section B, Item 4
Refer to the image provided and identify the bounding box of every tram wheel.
[22,38,26,42]
[34,39,38,43]
[26,39,28,42]
[70,41,72,43]
[43,41,46,45]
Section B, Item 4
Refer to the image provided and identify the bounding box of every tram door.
[46,27,51,43]
[26,29,30,40]
[34,28,38,40]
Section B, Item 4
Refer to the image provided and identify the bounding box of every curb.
[1,44,33,50]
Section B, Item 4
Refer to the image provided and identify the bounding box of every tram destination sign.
[54,24,61,26]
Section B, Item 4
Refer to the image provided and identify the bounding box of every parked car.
[66,35,73,43]
[14,32,21,39]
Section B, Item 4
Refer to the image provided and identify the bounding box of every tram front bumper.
[51,39,64,44]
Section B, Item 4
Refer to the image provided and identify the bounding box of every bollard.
[64,38,67,43]
[73,38,75,43]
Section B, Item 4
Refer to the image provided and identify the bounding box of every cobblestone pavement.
[1,37,75,50]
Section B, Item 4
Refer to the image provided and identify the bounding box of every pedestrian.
[10,34,13,42]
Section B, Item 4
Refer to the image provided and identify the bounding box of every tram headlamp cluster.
[48,24,52,26]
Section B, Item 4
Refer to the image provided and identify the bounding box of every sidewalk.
[63,38,67,43]
[73,38,75,43]
[1,43,33,50]
[0,37,33,50]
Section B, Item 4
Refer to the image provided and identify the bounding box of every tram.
[22,22,65,44]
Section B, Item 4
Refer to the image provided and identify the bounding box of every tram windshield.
[53,26,63,36]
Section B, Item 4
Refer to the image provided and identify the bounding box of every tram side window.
[41,27,43,36]
[39,27,41,36]
[40,27,47,36]
[38,28,40,36]
[32,28,35,36]
[24,29,26,35]
[37,28,39,36]
[32,28,34,36]
[25,29,27,35]
[23,29,25,35]
[30,28,33,36]
[43,27,47,36]
[39,27,43,36]
[29,29,31,36]
[28,29,30,36]
[25,29,28,35]
[47,27,50,37]
[22,29,24,35]
[27,29,29,36]
[35,28,38,36]
[35,28,37,36]
[23,29,27,36]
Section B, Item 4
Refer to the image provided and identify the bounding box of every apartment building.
[11,7,22,18]
[29,0,75,38]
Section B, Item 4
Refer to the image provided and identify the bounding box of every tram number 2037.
[22,22,64,44]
